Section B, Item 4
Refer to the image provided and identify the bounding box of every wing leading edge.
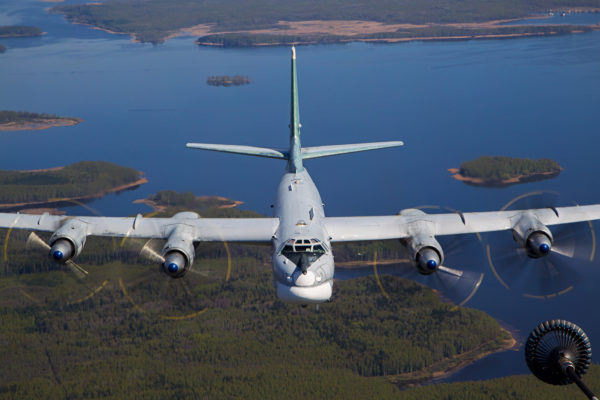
[323,204,600,242]
[0,213,279,243]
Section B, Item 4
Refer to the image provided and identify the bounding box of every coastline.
[390,328,517,388]
[134,195,243,212]
[49,6,600,46]
[0,177,148,211]
[0,117,82,131]
[448,167,562,187]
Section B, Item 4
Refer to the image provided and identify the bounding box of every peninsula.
[50,0,600,45]
[0,111,82,131]
[450,156,562,187]
[207,75,251,87]
[0,161,147,211]
[134,190,244,214]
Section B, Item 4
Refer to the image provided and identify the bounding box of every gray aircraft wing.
[323,204,600,242]
[0,213,278,242]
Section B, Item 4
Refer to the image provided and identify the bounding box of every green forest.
[400,366,600,399]
[0,195,514,398]
[52,0,600,43]
[0,161,143,205]
[198,24,591,47]
[459,156,562,181]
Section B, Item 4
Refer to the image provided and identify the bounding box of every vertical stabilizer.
[187,47,403,164]
[288,46,304,173]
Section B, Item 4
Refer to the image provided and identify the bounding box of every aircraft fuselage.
[272,169,334,303]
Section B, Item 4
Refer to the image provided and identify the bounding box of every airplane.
[1,46,600,305]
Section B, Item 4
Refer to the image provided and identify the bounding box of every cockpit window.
[279,239,328,271]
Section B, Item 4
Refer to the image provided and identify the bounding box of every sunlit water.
[2,0,600,383]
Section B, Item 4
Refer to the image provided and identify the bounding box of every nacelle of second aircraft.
[49,219,87,263]
[161,223,196,278]
[404,233,445,275]
[512,213,553,258]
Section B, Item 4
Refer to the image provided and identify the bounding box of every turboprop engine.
[48,219,87,263]
[512,213,553,259]
[161,220,196,279]
[404,233,445,275]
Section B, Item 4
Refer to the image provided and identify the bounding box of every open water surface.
[2,0,600,384]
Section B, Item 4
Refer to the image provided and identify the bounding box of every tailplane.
[186,46,403,169]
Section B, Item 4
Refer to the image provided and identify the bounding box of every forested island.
[0,26,44,53]
[450,156,562,187]
[135,190,246,215]
[0,190,515,397]
[0,161,147,210]
[50,0,600,45]
[0,26,43,38]
[207,75,251,87]
[0,111,82,131]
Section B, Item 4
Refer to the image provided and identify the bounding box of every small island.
[0,161,147,211]
[450,156,562,187]
[206,75,251,87]
[0,26,44,38]
[0,111,82,131]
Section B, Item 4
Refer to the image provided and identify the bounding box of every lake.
[2,0,600,384]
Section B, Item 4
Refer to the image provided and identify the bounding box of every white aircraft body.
[2,47,600,305]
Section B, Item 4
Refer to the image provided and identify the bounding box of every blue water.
[2,1,600,384]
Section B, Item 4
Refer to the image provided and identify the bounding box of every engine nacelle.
[48,219,87,263]
[162,224,196,278]
[512,213,553,258]
[404,233,444,275]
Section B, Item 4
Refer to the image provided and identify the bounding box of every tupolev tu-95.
[1,47,600,305]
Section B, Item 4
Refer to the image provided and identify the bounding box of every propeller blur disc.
[334,206,486,306]
[487,191,596,299]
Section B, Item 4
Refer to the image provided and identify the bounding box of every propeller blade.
[65,260,88,279]
[488,191,594,299]
[334,230,486,306]
[140,240,165,264]
[26,232,50,252]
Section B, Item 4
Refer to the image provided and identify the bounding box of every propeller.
[525,319,596,399]
[399,232,485,306]
[487,191,596,299]
[26,232,88,279]
[117,237,218,319]
[335,206,486,306]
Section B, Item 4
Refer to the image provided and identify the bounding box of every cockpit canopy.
[279,238,328,272]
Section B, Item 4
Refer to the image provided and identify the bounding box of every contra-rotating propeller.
[117,233,226,319]
[487,191,596,299]
[335,206,485,306]
[526,319,597,399]
[26,232,88,279]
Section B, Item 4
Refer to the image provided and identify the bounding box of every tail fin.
[288,46,303,172]
[186,47,403,166]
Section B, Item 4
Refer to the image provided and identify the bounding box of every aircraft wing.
[323,204,600,242]
[0,213,278,242]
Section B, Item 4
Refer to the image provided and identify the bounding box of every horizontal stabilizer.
[301,141,404,159]
[186,143,288,160]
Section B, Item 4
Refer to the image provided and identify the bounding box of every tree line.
[459,156,561,181]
